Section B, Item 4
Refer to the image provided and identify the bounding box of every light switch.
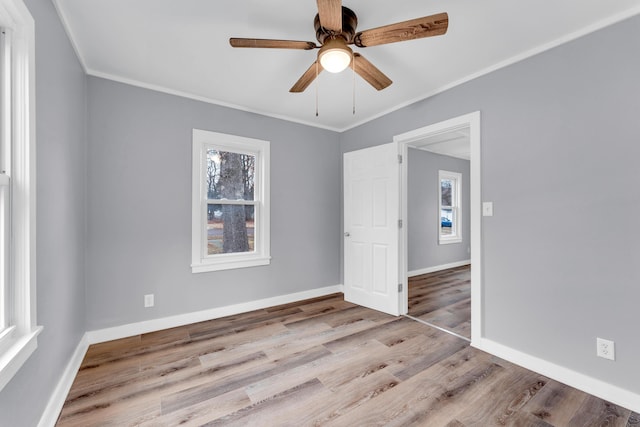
[482,202,493,217]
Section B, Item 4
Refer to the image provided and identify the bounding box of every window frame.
[0,0,41,392]
[191,129,270,273]
[438,170,462,245]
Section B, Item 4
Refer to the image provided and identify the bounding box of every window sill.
[439,237,462,245]
[0,325,43,392]
[191,256,271,273]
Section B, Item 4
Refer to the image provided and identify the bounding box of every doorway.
[395,111,482,344]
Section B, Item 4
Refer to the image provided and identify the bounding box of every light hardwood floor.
[408,265,471,339]
[57,293,638,426]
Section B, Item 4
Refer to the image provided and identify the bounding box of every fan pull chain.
[352,52,356,115]
[315,60,319,117]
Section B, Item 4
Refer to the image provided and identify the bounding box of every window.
[191,129,270,272]
[0,0,40,392]
[439,170,462,244]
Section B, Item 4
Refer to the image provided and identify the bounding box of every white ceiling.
[53,0,640,132]
[410,128,470,161]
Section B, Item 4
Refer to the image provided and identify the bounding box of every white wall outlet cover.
[144,294,155,308]
[482,202,493,216]
[596,337,615,360]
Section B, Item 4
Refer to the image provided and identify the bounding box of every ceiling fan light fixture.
[318,38,352,73]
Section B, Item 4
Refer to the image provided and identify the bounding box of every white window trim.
[0,0,41,392]
[191,129,270,273]
[439,170,462,245]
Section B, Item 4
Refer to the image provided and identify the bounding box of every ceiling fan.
[229,0,448,93]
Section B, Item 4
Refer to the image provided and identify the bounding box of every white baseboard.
[37,334,89,427]
[36,284,640,425]
[86,284,344,344]
[408,259,471,277]
[472,337,640,414]
[37,284,343,426]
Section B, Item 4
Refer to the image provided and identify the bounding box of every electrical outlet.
[144,294,154,308]
[596,337,615,360]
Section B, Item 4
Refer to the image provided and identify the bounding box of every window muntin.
[192,130,270,272]
[439,170,462,244]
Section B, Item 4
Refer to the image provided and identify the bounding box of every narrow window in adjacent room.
[439,170,462,244]
[191,129,270,272]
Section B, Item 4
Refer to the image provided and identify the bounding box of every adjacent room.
[1,0,639,425]
[405,128,472,340]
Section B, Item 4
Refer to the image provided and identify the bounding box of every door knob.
[344,232,350,237]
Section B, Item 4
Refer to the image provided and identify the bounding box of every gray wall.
[408,148,470,272]
[85,77,341,330]
[0,0,88,426]
[341,15,640,394]
[2,3,639,424]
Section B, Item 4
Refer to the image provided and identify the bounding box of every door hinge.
[398,219,403,228]
[398,283,403,292]
[398,154,403,164]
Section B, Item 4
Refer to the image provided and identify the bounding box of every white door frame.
[394,111,482,345]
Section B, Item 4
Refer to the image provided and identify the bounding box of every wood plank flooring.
[56,293,637,426]
[409,265,471,339]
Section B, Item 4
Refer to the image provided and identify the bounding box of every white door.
[344,142,400,316]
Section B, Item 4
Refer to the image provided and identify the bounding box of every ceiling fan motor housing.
[314,6,358,44]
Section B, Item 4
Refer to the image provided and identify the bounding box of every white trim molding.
[50,6,640,134]
[408,260,471,278]
[191,129,271,273]
[37,284,343,426]
[0,0,39,392]
[0,327,41,391]
[395,111,482,341]
[37,335,89,427]
[87,284,343,344]
[438,170,463,245]
[473,338,640,414]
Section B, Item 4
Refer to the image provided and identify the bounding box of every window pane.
[206,149,255,201]
[441,178,453,206]
[207,204,255,255]
[0,176,7,331]
[441,208,453,235]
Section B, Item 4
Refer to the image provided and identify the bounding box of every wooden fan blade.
[290,60,323,93]
[351,53,392,91]
[354,12,448,47]
[230,38,318,50]
[316,0,342,33]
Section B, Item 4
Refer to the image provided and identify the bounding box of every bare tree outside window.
[206,149,255,255]
[441,179,452,206]
[242,154,255,220]
[207,154,219,200]
[192,129,270,273]
[220,152,249,253]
